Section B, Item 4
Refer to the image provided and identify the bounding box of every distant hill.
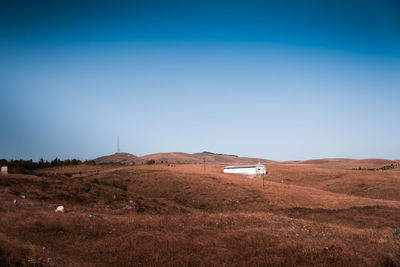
[292,158,400,169]
[93,153,400,168]
[135,152,202,164]
[94,152,273,165]
[134,152,273,165]
[94,153,137,165]
[191,152,271,164]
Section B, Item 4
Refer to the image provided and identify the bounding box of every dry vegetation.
[1,159,400,266]
[93,151,271,166]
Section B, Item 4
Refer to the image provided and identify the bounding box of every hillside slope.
[136,151,270,164]
[94,152,137,165]
[1,162,400,266]
[296,158,400,169]
[94,152,273,165]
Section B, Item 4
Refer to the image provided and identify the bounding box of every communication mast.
[117,136,120,154]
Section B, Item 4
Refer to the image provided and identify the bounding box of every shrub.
[146,160,155,165]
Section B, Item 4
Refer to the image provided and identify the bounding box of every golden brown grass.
[1,160,400,266]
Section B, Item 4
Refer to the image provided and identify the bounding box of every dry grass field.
[1,159,400,266]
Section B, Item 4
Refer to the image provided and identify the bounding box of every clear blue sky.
[1,0,399,161]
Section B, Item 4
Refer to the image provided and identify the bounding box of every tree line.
[0,158,96,174]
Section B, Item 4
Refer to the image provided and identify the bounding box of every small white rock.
[13,199,17,205]
[55,206,65,213]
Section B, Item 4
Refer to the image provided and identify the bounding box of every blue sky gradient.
[1,0,400,161]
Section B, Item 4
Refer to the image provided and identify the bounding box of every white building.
[1,166,8,174]
[223,164,267,176]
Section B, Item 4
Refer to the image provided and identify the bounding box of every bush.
[145,160,155,165]
[51,157,62,167]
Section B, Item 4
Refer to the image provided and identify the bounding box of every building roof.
[224,164,265,169]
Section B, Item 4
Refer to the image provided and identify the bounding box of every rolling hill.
[2,159,400,265]
[94,151,273,165]
[93,152,137,165]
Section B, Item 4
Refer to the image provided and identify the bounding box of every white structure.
[224,164,267,176]
[55,206,65,213]
[1,166,7,174]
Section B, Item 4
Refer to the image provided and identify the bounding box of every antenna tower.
[117,136,120,153]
